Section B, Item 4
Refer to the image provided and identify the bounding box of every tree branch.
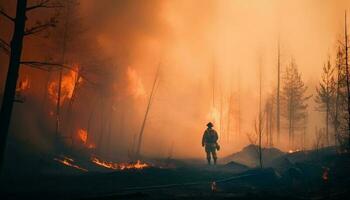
[26,0,63,12]
[24,18,57,36]
[0,9,14,22]
[0,38,10,55]
[20,61,97,86]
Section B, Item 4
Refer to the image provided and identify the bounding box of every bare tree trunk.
[136,64,160,157]
[288,100,292,148]
[219,89,223,140]
[238,69,241,136]
[345,11,350,149]
[87,96,98,146]
[41,71,51,111]
[0,0,27,171]
[67,73,80,146]
[277,40,281,143]
[97,97,105,155]
[335,48,341,147]
[227,90,232,143]
[55,1,70,147]
[258,61,263,169]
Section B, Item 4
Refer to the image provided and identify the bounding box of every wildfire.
[91,157,150,170]
[127,67,146,98]
[16,77,30,92]
[76,129,95,149]
[48,65,81,105]
[77,129,88,144]
[54,155,88,172]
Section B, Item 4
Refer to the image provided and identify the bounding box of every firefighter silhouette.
[202,122,220,165]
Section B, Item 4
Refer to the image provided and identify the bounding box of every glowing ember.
[48,65,82,105]
[54,156,88,172]
[91,157,149,170]
[127,67,146,98]
[322,167,329,182]
[288,149,300,154]
[77,129,88,144]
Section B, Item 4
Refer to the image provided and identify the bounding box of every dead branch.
[20,61,98,86]
[0,9,15,22]
[24,18,57,36]
[0,38,10,55]
[26,0,63,12]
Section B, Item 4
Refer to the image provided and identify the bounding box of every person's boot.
[213,158,217,165]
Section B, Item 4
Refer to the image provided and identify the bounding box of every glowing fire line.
[54,156,88,172]
[91,157,149,170]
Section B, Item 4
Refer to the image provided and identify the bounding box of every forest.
[0,0,350,199]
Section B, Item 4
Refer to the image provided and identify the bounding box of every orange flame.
[127,67,146,98]
[77,129,88,144]
[91,157,149,170]
[48,65,81,105]
[288,149,300,154]
[54,156,88,172]
[76,129,96,149]
[17,77,30,92]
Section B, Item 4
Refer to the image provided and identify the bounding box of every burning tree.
[281,58,311,149]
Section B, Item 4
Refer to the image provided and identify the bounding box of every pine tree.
[281,58,311,149]
[315,59,336,146]
[333,44,350,149]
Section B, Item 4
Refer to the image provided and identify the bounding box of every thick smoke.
[1,0,350,160]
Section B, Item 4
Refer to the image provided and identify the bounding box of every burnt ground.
[0,148,350,200]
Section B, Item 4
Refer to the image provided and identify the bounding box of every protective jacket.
[202,128,218,146]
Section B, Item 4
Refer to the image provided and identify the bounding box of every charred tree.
[334,46,343,146]
[0,0,27,171]
[345,11,350,149]
[55,0,72,147]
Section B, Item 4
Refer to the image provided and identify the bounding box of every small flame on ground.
[91,157,149,170]
[288,149,300,154]
[54,155,88,172]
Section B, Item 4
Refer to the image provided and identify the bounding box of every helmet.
[206,122,214,128]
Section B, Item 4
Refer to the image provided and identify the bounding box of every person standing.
[202,122,220,165]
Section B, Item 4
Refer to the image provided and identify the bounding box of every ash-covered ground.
[1,143,349,200]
